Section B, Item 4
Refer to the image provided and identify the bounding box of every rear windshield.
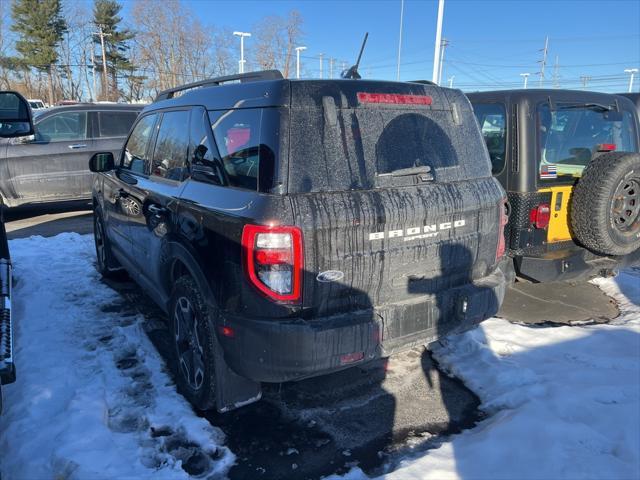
[288,98,489,192]
[537,102,638,185]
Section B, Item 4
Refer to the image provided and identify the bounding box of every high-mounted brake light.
[357,92,432,105]
[597,143,616,152]
[241,224,303,303]
[496,200,509,261]
[530,203,551,229]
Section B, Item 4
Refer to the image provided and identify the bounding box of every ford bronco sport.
[468,89,640,282]
[90,71,511,412]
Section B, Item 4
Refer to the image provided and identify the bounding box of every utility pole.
[448,75,455,88]
[520,72,530,89]
[580,75,591,89]
[396,0,404,81]
[624,68,638,92]
[438,38,449,86]
[552,55,560,89]
[319,53,324,79]
[341,61,347,73]
[93,25,112,101]
[329,58,334,79]
[432,0,445,84]
[295,46,307,79]
[537,35,549,88]
[233,31,251,74]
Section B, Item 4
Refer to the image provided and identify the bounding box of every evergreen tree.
[11,0,66,104]
[93,0,134,100]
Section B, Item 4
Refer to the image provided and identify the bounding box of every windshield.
[537,102,638,184]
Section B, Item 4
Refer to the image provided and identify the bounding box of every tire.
[571,152,640,256]
[169,275,217,411]
[93,208,121,278]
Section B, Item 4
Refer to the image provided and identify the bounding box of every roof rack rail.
[154,70,284,102]
[409,80,437,85]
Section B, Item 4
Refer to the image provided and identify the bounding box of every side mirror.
[0,91,34,138]
[89,152,115,172]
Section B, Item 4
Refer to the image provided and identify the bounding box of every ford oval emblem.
[316,270,344,283]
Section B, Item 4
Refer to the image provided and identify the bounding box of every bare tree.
[252,10,303,78]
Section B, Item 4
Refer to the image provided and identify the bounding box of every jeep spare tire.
[571,152,640,256]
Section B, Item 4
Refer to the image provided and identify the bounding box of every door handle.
[68,144,87,149]
[148,204,168,216]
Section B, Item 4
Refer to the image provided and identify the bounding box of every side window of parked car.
[211,109,262,191]
[472,103,506,174]
[121,113,157,174]
[151,110,190,181]
[189,107,225,186]
[36,111,87,142]
[98,111,139,137]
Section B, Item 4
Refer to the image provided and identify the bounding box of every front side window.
[98,111,139,137]
[211,109,263,191]
[538,102,638,184]
[472,103,506,174]
[122,113,157,174]
[151,110,190,181]
[36,111,87,142]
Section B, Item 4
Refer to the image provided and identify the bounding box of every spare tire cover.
[571,151,640,256]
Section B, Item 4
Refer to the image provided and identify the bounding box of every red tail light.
[241,224,303,303]
[496,200,509,261]
[357,92,433,105]
[530,203,551,229]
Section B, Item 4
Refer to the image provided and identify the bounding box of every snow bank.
[334,270,640,480]
[0,233,234,479]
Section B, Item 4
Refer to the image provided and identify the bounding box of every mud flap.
[213,334,262,413]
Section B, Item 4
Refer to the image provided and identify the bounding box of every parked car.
[90,70,512,412]
[0,103,143,209]
[0,90,34,413]
[27,98,47,110]
[467,89,640,282]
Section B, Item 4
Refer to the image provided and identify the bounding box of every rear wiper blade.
[379,165,432,177]
[560,102,614,112]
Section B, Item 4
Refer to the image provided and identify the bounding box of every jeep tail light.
[496,199,509,261]
[242,224,303,303]
[530,203,551,229]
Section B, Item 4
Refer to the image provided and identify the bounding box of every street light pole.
[396,0,404,81]
[520,72,530,89]
[624,68,638,93]
[319,53,324,79]
[432,0,445,84]
[233,31,251,74]
[448,75,455,88]
[295,46,307,79]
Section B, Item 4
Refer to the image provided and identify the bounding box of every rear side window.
[189,107,225,185]
[36,111,87,141]
[211,109,262,191]
[122,113,157,174]
[151,110,190,181]
[98,111,139,137]
[537,103,638,184]
[472,103,506,174]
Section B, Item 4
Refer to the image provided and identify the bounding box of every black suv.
[90,71,511,412]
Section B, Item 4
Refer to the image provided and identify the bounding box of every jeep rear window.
[288,105,468,192]
[537,102,638,184]
[472,103,506,174]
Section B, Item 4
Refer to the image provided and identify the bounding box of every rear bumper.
[218,258,511,383]
[514,247,640,283]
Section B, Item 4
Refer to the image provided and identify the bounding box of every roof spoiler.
[155,70,284,102]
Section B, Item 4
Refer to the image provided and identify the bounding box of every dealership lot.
[1,211,637,479]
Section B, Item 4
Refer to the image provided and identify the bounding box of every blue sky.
[130,0,640,92]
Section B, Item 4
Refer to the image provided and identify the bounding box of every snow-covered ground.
[0,234,234,479]
[1,233,639,480]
